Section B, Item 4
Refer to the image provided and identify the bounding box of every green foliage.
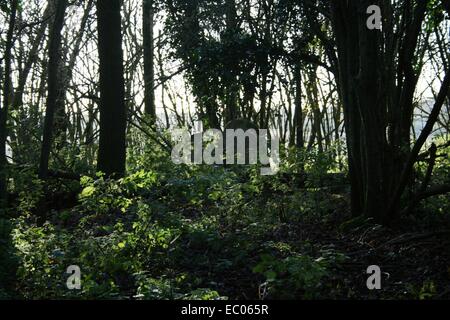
[135,274,225,300]
[406,280,437,300]
[413,136,450,219]
[13,221,71,298]
[2,0,450,302]
[79,170,158,214]
[4,134,448,300]
[8,167,43,216]
[0,218,18,299]
[0,0,8,13]
[253,250,346,299]
[0,0,18,14]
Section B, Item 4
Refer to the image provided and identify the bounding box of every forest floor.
[3,160,450,300]
[289,212,450,300]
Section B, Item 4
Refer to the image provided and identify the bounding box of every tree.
[38,0,68,179]
[143,0,156,120]
[292,63,304,150]
[223,0,239,124]
[166,0,220,128]
[0,0,19,295]
[0,0,19,206]
[329,0,450,224]
[96,0,127,177]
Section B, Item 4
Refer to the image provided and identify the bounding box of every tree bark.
[96,0,127,177]
[0,0,19,206]
[330,0,449,224]
[39,0,68,179]
[224,0,239,124]
[143,0,156,120]
[292,63,304,149]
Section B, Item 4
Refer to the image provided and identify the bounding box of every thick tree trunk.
[330,0,449,224]
[96,0,127,177]
[331,0,391,221]
[330,0,364,216]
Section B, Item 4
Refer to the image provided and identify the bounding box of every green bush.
[253,250,346,299]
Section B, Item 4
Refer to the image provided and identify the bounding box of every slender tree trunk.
[96,0,127,177]
[39,0,68,179]
[143,0,156,121]
[13,4,50,112]
[157,30,170,129]
[55,0,93,147]
[306,66,323,153]
[9,5,50,164]
[292,63,304,149]
[224,0,239,124]
[0,51,17,297]
[0,0,19,207]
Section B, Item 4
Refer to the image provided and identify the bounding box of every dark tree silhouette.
[330,0,450,224]
[143,0,156,120]
[38,0,68,179]
[96,0,127,177]
[0,0,18,206]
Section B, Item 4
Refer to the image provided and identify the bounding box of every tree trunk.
[54,0,93,147]
[293,63,304,149]
[157,30,170,129]
[0,0,19,207]
[39,0,68,179]
[330,0,449,224]
[143,0,156,120]
[13,4,50,112]
[0,1,18,284]
[9,4,50,164]
[96,0,127,177]
[224,0,239,124]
